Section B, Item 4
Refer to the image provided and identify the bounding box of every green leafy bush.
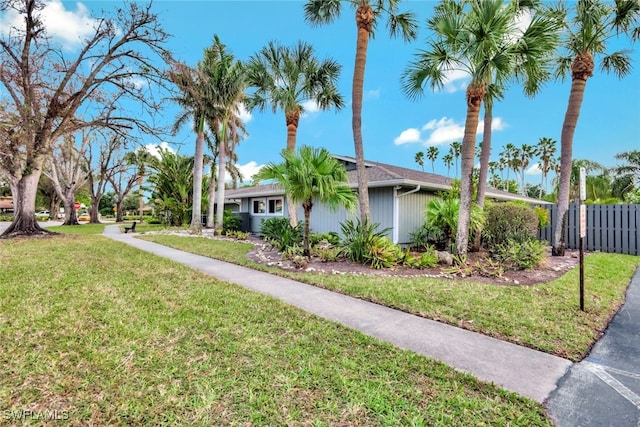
[310,232,340,247]
[533,206,550,229]
[492,237,546,270]
[425,198,484,252]
[222,210,242,233]
[403,247,439,269]
[409,223,446,251]
[0,215,13,221]
[365,236,402,269]
[483,202,539,247]
[339,218,390,265]
[260,217,303,251]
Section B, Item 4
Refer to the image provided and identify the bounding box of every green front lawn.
[140,234,640,361]
[0,234,551,425]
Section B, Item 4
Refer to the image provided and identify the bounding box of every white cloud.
[144,141,175,159]
[365,88,381,100]
[416,116,507,146]
[301,100,320,114]
[442,69,470,93]
[393,128,422,145]
[238,103,252,123]
[526,163,542,175]
[236,161,263,182]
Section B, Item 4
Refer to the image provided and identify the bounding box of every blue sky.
[5,0,640,188]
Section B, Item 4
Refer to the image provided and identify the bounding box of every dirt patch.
[244,239,580,286]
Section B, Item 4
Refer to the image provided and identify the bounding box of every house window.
[251,197,283,216]
[268,198,283,214]
[252,199,266,215]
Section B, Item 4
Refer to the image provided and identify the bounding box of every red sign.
[74,201,81,210]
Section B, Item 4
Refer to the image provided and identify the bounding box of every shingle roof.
[224,154,548,204]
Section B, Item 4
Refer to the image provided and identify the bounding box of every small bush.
[365,237,402,269]
[310,232,340,247]
[317,247,340,262]
[222,210,242,233]
[409,223,446,251]
[339,218,390,265]
[533,206,550,229]
[147,218,161,225]
[491,237,547,270]
[483,202,539,247]
[260,217,303,251]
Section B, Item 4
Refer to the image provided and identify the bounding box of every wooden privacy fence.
[536,204,640,256]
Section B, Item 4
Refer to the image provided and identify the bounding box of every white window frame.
[267,197,284,215]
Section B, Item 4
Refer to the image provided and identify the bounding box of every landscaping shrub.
[409,223,446,251]
[533,206,550,229]
[425,197,484,252]
[310,232,340,247]
[222,210,242,233]
[403,246,439,269]
[0,215,12,221]
[339,218,390,265]
[492,237,547,270]
[483,202,539,247]
[259,217,303,251]
[365,236,402,269]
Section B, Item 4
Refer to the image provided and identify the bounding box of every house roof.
[224,154,549,204]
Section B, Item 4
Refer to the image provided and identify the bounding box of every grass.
[0,234,552,425]
[139,235,640,361]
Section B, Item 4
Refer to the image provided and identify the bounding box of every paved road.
[546,267,640,426]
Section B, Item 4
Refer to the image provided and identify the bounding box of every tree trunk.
[302,200,312,257]
[285,110,300,226]
[553,54,592,256]
[206,165,216,228]
[1,172,50,238]
[473,104,493,251]
[455,84,485,257]
[49,193,61,220]
[89,194,102,223]
[62,196,79,225]
[138,174,144,223]
[215,138,227,229]
[353,3,373,223]
[191,130,205,232]
[115,201,124,222]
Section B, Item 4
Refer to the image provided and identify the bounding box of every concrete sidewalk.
[103,225,572,403]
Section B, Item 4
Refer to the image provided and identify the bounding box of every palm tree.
[304,0,418,223]
[201,36,248,230]
[449,141,462,179]
[442,153,454,178]
[402,0,560,256]
[515,143,535,195]
[168,58,214,232]
[426,146,440,174]
[552,0,639,256]
[246,40,344,226]
[536,137,557,198]
[254,146,357,257]
[414,151,425,171]
[500,143,517,191]
[614,150,640,193]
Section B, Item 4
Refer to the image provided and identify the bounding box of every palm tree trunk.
[455,85,485,257]
[215,133,227,230]
[191,129,205,231]
[206,164,216,228]
[302,200,312,257]
[285,110,300,226]
[473,104,492,251]
[353,3,374,223]
[553,54,592,256]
